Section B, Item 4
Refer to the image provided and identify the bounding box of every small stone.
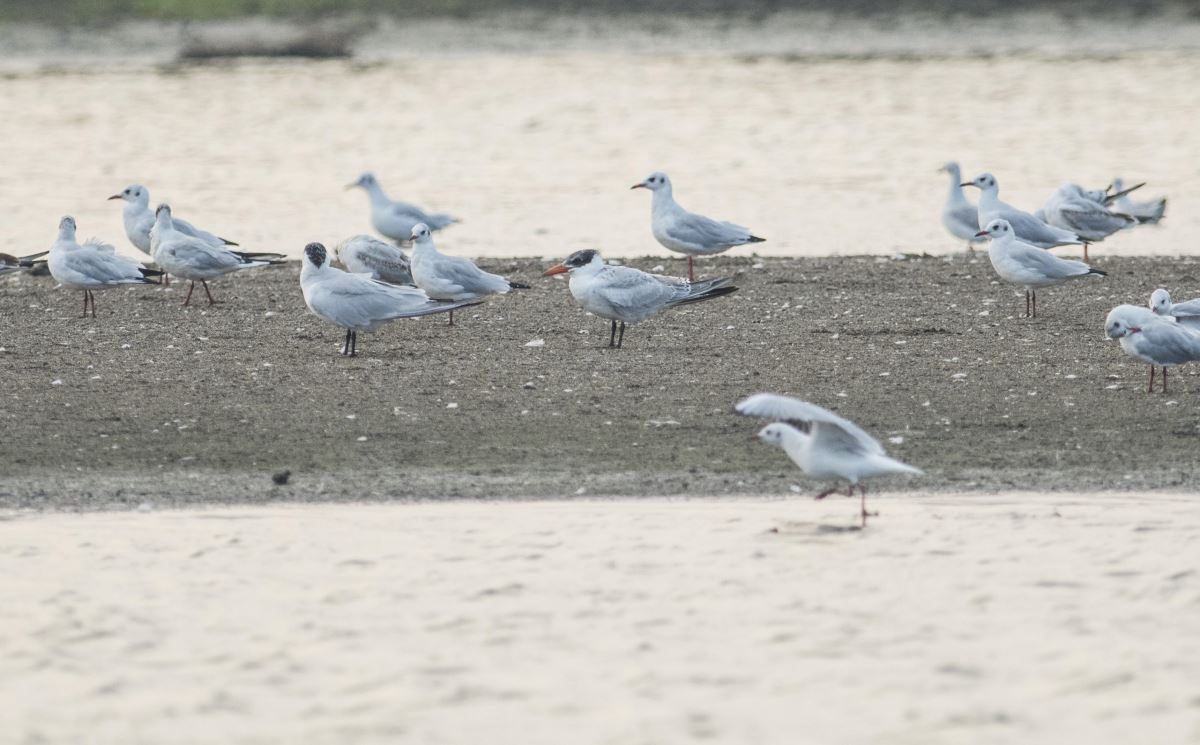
[272,470,291,486]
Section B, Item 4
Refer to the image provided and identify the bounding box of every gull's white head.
[938,161,961,177]
[974,218,1013,241]
[1106,304,1157,339]
[755,423,790,448]
[58,215,77,238]
[347,172,378,191]
[1150,289,1172,315]
[542,248,603,277]
[631,172,671,192]
[963,172,998,193]
[108,184,149,206]
[154,203,173,225]
[410,223,432,243]
[303,242,329,269]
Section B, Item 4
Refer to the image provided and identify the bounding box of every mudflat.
[1,252,1197,509]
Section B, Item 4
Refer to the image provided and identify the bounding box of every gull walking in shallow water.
[632,171,764,282]
[151,205,283,307]
[47,216,161,318]
[543,249,737,348]
[1105,304,1200,393]
[963,172,1086,253]
[409,223,525,325]
[109,184,238,284]
[300,242,481,356]
[938,162,984,251]
[976,218,1105,317]
[0,251,47,276]
[1149,289,1200,330]
[1111,177,1167,224]
[334,234,414,285]
[736,393,922,527]
[347,173,458,243]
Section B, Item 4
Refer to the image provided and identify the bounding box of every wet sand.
[2,254,1199,509]
[2,495,1197,744]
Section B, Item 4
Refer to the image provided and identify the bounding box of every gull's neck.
[362,180,391,207]
[411,236,438,257]
[946,169,970,205]
[650,185,679,214]
[55,225,77,246]
[977,184,1001,212]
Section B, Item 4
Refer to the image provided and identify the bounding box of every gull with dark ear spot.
[46,216,162,319]
[975,218,1105,318]
[347,172,459,244]
[409,223,527,326]
[735,393,922,528]
[1105,304,1200,393]
[109,183,239,284]
[1149,289,1200,330]
[543,249,737,348]
[631,171,764,282]
[300,242,482,357]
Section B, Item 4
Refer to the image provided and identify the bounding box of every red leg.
[87,290,96,318]
[202,280,216,305]
[80,291,88,318]
[182,281,195,307]
[688,256,695,283]
[1148,365,1155,393]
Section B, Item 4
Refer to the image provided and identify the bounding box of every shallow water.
[0,51,1194,261]
[2,495,1196,744]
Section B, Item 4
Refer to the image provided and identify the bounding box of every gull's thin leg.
[163,273,170,287]
[687,256,695,283]
[88,290,96,318]
[1083,243,1090,262]
[448,310,455,327]
[351,331,358,357]
[609,320,617,348]
[341,329,351,356]
[1024,290,1030,318]
[1148,365,1156,393]
[860,483,877,527]
[1032,289,1037,318]
[202,280,216,305]
[183,281,195,307]
[617,321,626,349]
[1163,366,1168,394]
[80,291,88,318]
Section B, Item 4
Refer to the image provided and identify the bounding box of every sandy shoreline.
[2,254,1199,510]
[2,495,1197,744]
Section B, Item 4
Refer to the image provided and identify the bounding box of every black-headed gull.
[1149,289,1200,330]
[334,234,414,286]
[300,242,481,356]
[409,223,526,326]
[109,184,237,285]
[938,162,985,251]
[151,204,283,307]
[631,171,764,282]
[0,250,48,276]
[1111,177,1167,224]
[543,249,737,348]
[47,216,161,318]
[1105,304,1200,393]
[736,393,922,527]
[347,173,458,243]
[963,172,1086,254]
[975,218,1106,317]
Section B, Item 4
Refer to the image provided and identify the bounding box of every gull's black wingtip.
[1089,267,1108,277]
[747,235,766,243]
[508,281,532,290]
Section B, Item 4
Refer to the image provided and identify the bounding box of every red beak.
[542,264,569,276]
[630,183,647,190]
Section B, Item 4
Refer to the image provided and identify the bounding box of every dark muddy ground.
[1,252,1198,510]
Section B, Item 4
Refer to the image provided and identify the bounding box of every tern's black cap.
[305,242,327,267]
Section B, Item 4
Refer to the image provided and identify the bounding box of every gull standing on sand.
[976,218,1106,318]
[335,234,414,285]
[109,184,238,284]
[0,251,47,276]
[300,242,481,356]
[347,173,458,243]
[1105,304,1200,393]
[1111,177,1167,224]
[47,216,161,318]
[963,172,1086,253]
[409,223,525,325]
[938,162,985,250]
[631,171,764,282]
[1040,183,1136,246]
[151,205,284,307]
[1149,289,1200,330]
[543,249,737,348]
[735,393,922,527]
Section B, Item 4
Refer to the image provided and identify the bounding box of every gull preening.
[47,216,161,318]
[963,172,1086,253]
[1040,183,1136,246]
[976,218,1105,317]
[409,223,525,325]
[632,171,764,282]
[543,249,737,348]
[109,184,237,284]
[736,393,922,527]
[300,242,481,356]
[1111,177,1167,224]
[1105,304,1200,393]
[347,173,458,244]
[334,234,414,286]
[151,204,284,307]
[939,162,985,251]
[0,251,47,276]
[1149,289,1200,330]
